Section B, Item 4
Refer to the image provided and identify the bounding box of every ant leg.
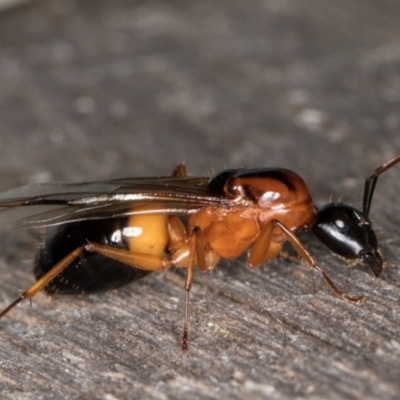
[248,221,282,268]
[363,155,400,219]
[84,242,171,272]
[172,164,187,177]
[86,228,208,351]
[181,229,196,351]
[273,220,364,303]
[85,237,204,351]
[279,250,301,264]
[0,246,84,319]
[181,227,205,351]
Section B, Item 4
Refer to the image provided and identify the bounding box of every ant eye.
[334,215,348,229]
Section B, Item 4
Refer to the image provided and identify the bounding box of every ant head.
[312,203,382,277]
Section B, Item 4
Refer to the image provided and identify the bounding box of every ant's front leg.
[272,220,364,303]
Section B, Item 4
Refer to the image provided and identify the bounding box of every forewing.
[0,176,228,228]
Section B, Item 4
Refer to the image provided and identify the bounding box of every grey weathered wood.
[0,0,30,12]
[0,1,399,399]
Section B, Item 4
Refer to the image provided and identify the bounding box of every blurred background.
[0,1,399,399]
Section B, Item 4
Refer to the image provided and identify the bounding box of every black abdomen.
[34,218,151,295]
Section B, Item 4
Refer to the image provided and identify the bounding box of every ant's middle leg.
[177,226,210,351]
[172,164,187,177]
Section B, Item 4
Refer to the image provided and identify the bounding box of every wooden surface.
[0,1,400,399]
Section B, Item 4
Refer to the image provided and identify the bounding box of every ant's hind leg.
[0,246,84,319]
[84,243,171,272]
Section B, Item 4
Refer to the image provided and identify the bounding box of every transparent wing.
[0,176,229,228]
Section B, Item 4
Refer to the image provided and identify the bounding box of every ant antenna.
[362,155,400,220]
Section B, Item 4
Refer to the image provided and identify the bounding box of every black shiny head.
[312,203,382,277]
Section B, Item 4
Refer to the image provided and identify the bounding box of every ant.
[0,155,399,350]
